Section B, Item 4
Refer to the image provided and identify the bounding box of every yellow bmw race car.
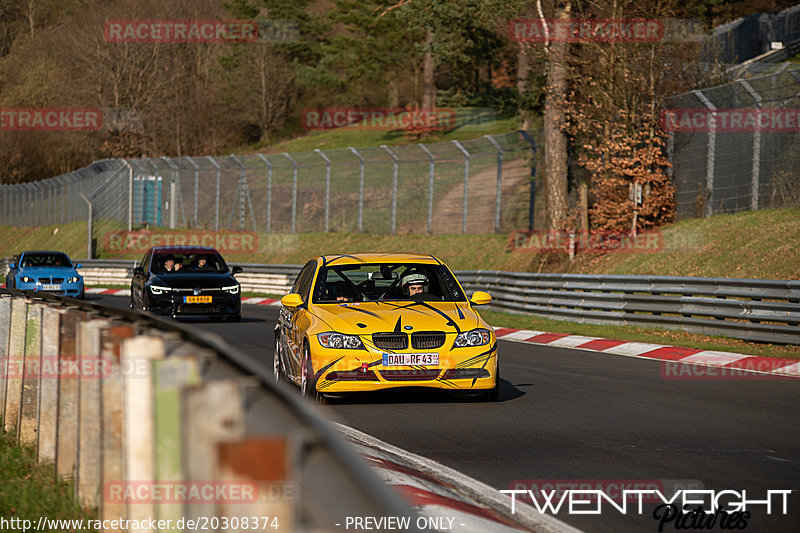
[273,253,499,402]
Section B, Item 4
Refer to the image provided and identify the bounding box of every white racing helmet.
[401,272,428,296]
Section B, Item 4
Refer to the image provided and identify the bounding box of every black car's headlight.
[150,285,172,295]
[317,332,364,349]
[222,284,240,295]
[453,328,491,348]
[20,276,33,283]
[67,276,81,283]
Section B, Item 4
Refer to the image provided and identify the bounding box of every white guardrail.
[3,259,799,345]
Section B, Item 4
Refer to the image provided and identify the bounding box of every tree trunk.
[544,1,571,230]
[422,29,435,109]
[516,41,531,130]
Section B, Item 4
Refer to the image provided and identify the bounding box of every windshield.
[21,253,72,268]
[151,252,228,274]
[312,263,466,303]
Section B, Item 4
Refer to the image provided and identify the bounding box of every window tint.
[293,261,317,301]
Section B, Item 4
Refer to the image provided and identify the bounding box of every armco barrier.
[0,289,422,531]
[4,259,799,345]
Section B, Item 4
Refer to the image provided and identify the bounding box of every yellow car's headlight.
[453,328,491,348]
[318,332,364,350]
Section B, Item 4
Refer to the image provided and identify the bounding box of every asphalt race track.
[94,294,800,532]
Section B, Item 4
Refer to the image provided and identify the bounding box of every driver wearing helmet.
[401,271,435,301]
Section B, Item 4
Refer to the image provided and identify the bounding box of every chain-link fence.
[0,131,539,256]
[666,68,800,219]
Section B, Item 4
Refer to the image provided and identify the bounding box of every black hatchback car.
[130,246,243,321]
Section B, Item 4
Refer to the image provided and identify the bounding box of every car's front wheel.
[300,345,326,404]
[273,332,283,383]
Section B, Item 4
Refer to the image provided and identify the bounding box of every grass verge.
[0,428,97,528]
[481,309,800,360]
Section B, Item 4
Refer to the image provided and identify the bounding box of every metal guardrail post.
[452,140,470,234]
[283,153,298,233]
[315,149,331,232]
[381,145,398,234]
[484,134,504,233]
[185,156,200,227]
[348,148,365,232]
[206,156,221,231]
[739,80,762,212]
[418,144,435,234]
[257,154,273,232]
[693,90,717,217]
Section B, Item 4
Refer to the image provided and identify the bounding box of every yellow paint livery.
[274,253,499,401]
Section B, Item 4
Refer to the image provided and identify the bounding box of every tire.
[474,364,500,402]
[300,345,326,404]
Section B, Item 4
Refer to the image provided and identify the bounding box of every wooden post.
[38,307,64,464]
[20,303,44,446]
[77,319,109,508]
[0,296,12,428]
[122,336,164,532]
[100,324,134,527]
[5,298,27,435]
[56,310,81,480]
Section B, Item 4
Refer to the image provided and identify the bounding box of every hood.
[19,266,80,276]
[311,301,481,335]
[151,272,237,288]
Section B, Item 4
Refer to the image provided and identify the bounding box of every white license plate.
[382,353,439,366]
[41,284,61,291]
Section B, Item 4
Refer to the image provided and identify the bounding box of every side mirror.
[9,263,15,269]
[280,293,304,308]
[133,267,144,276]
[469,291,492,306]
[74,263,83,269]
[232,266,243,275]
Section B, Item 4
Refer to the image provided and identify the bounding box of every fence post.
[315,149,331,232]
[257,154,273,232]
[519,130,538,230]
[38,306,63,464]
[5,298,27,435]
[693,90,716,217]
[381,145,398,234]
[348,148,365,232]
[284,153,298,233]
[484,135,504,233]
[162,157,179,229]
[230,154,255,231]
[739,80,762,211]
[80,193,93,259]
[123,160,134,230]
[418,144,435,234]
[77,318,108,508]
[0,297,11,425]
[185,156,200,227]
[206,156,221,231]
[452,140,470,234]
[19,302,43,446]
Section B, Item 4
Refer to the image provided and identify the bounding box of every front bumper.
[147,291,241,317]
[310,338,498,394]
[15,281,83,298]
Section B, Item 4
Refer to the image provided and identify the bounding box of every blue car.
[5,251,84,299]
